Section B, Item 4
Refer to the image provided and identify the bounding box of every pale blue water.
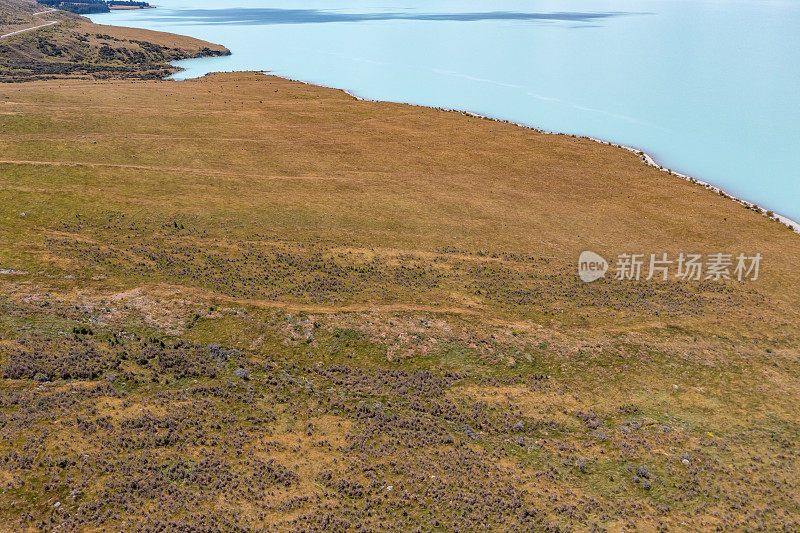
[90,0,800,222]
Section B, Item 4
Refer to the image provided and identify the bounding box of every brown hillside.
[0,23,799,533]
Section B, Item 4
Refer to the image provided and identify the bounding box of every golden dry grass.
[0,70,799,530]
[0,0,46,35]
[72,20,228,54]
[0,13,228,81]
[1,72,798,327]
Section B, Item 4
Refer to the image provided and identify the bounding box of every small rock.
[104,371,118,382]
[233,367,250,380]
[513,420,525,431]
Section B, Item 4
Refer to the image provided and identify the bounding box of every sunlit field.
[1,41,799,531]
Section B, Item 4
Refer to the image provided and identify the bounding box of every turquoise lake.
[90,0,800,222]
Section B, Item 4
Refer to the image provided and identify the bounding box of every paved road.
[1,8,59,40]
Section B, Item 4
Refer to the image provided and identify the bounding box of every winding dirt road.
[0,8,59,40]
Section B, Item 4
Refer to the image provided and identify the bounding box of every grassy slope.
[0,44,799,533]
[0,0,42,34]
[0,5,228,81]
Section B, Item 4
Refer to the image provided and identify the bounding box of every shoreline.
[582,137,800,235]
[92,5,800,237]
[270,74,800,236]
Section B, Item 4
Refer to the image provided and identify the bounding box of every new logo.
[578,250,608,283]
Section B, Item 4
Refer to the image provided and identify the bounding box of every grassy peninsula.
[1,1,799,530]
[0,0,228,81]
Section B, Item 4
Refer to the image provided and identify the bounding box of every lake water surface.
[90,0,800,222]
